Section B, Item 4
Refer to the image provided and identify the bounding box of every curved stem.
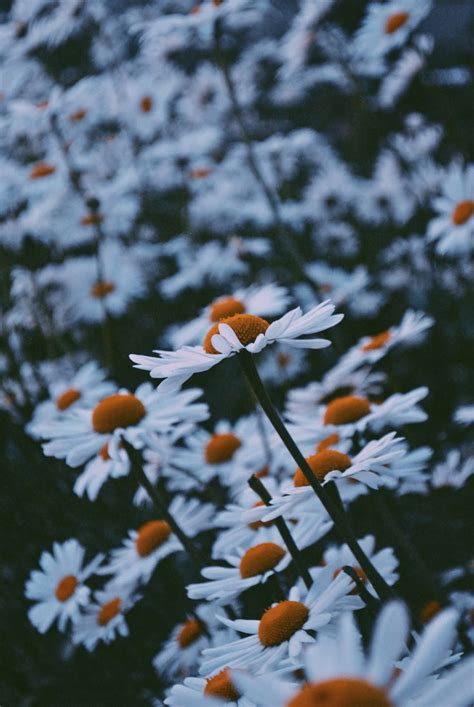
[238,351,395,602]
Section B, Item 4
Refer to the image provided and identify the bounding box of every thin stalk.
[238,351,395,602]
[248,474,313,589]
[123,440,209,571]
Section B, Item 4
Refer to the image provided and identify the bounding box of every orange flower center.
[362,330,391,352]
[70,108,87,122]
[278,352,291,368]
[188,167,213,179]
[239,542,286,578]
[420,599,442,624]
[317,433,340,452]
[135,520,172,557]
[452,199,474,226]
[384,11,409,35]
[248,501,274,530]
[205,433,242,464]
[92,393,146,434]
[204,668,241,702]
[99,442,111,460]
[203,314,269,354]
[324,396,371,426]
[91,280,115,299]
[55,574,78,602]
[286,677,392,706]
[177,617,204,648]
[81,212,104,226]
[293,450,352,486]
[30,162,55,179]
[140,96,153,113]
[97,597,122,626]
[209,296,246,322]
[258,600,309,647]
[56,388,81,411]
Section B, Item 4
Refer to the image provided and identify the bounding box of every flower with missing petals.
[130,300,343,392]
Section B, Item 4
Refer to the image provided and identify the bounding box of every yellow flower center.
[258,600,309,647]
[452,199,474,226]
[30,162,55,179]
[203,314,269,354]
[55,574,78,602]
[135,520,172,557]
[97,597,122,626]
[81,212,104,226]
[419,599,442,624]
[324,396,371,426]
[92,393,146,434]
[362,330,391,352]
[188,167,213,179]
[90,280,115,299]
[56,388,81,411]
[293,450,352,486]
[384,11,409,35]
[69,108,87,122]
[317,434,340,452]
[209,296,246,322]
[140,95,153,112]
[239,543,286,578]
[205,433,242,464]
[204,668,241,702]
[177,617,204,648]
[278,352,291,368]
[286,677,392,706]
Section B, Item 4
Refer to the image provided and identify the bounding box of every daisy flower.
[72,586,138,651]
[311,535,399,597]
[130,300,343,392]
[154,603,237,682]
[98,496,215,589]
[353,0,431,60]
[258,345,309,386]
[27,361,114,438]
[431,450,474,489]
[427,162,474,254]
[199,569,363,675]
[383,445,432,495]
[187,535,294,605]
[25,539,103,634]
[40,383,208,468]
[167,283,291,349]
[233,602,474,707]
[73,443,130,501]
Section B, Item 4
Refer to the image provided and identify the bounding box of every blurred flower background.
[0,0,473,705]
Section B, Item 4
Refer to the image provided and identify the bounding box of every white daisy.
[167,283,291,349]
[72,586,138,651]
[154,604,237,682]
[427,162,474,254]
[431,450,474,489]
[164,669,256,706]
[233,602,474,707]
[199,569,363,675]
[40,383,208,468]
[73,443,130,501]
[353,0,431,61]
[98,496,215,589]
[383,445,432,495]
[130,300,343,392]
[25,539,103,634]
[27,361,114,438]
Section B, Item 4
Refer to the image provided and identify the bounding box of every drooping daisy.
[233,602,474,707]
[353,0,431,61]
[25,539,103,633]
[431,450,474,489]
[154,604,237,682]
[27,361,115,439]
[427,162,474,254]
[72,586,138,651]
[98,496,215,589]
[130,300,343,392]
[167,283,291,349]
[40,383,208,468]
[199,569,363,675]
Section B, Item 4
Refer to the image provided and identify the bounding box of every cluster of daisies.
[24,288,474,704]
[0,0,472,703]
